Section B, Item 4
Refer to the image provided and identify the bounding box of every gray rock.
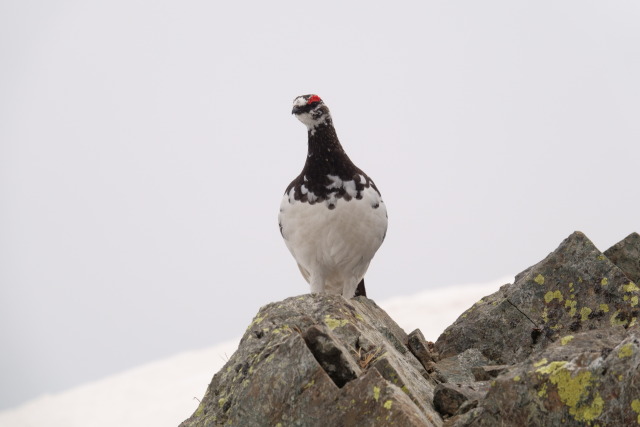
[604,232,640,283]
[470,365,510,381]
[302,325,361,387]
[407,329,438,374]
[465,326,640,426]
[180,294,442,426]
[435,231,640,365]
[181,231,640,427]
[435,348,493,384]
[433,383,488,416]
[434,231,640,426]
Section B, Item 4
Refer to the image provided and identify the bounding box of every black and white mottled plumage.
[279,94,388,298]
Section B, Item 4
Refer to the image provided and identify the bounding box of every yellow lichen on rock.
[624,282,640,292]
[610,310,629,327]
[580,307,592,322]
[536,360,567,375]
[373,386,381,402]
[535,274,545,285]
[618,343,634,358]
[561,335,574,346]
[324,314,348,330]
[542,307,550,323]
[383,400,393,410]
[601,278,609,286]
[538,382,548,397]
[599,303,609,313]
[194,402,205,417]
[246,315,266,331]
[536,361,604,422]
[631,399,640,424]
[534,358,549,367]
[545,290,564,303]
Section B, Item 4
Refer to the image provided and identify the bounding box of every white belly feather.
[279,185,387,297]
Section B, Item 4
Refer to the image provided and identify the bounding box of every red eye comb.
[307,95,322,104]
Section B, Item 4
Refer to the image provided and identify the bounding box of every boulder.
[604,232,640,283]
[182,231,640,426]
[435,231,639,365]
[449,326,640,426]
[180,294,442,426]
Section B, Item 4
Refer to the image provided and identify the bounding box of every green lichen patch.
[610,310,629,327]
[560,335,575,346]
[247,315,265,329]
[271,325,293,335]
[599,303,609,313]
[536,361,604,422]
[617,343,634,358]
[580,307,592,322]
[538,382,548,398]
[544,290,564,304]
[601,278,609,286]
[623,282,640,292]
[534,358,549,367]
[535,274,546,285]
[194,402,205,417]
[536,360,567,375]
[631,399,640,424]
[383,400,393,410]
[373,386,381,402]
[542,307,550,323]
[565,299,578,317]
[324,314,349,330]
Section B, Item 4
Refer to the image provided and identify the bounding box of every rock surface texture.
[182,232,640,426]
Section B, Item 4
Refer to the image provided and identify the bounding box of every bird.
[278,94,388,298]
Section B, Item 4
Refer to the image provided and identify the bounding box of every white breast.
[279,185,388,297]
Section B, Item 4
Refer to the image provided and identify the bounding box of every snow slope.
[0,278,508,427]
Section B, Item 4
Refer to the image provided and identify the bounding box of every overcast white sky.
[1,0,639,410]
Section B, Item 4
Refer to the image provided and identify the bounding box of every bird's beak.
[292,105,303,115]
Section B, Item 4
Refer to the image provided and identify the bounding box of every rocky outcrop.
[182,232,640,426]
[181,294,443,426]
[434,231,640,426]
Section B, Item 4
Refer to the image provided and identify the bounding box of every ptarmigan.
[278,94,388,298]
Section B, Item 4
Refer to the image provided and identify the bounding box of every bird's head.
[292,94,331,131]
